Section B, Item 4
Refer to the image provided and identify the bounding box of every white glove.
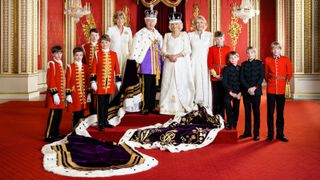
[53,94,60,105]
[91,81,97,92]
[66,95,73,103]
[87,93,91,103]
[116,82,122,90]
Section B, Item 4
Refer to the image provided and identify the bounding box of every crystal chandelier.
[64,0,91,22]
[232,0,259,24]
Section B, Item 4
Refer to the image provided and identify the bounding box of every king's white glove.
[66,95,73,103]
[53,94,60,105]
[87,93,91,103]
[116,82,122,91]
[91,81,97,92]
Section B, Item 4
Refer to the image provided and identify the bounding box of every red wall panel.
[47,0,64,62]
[260,0,276,61]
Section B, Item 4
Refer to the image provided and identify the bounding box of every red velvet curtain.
[137,0,185,36]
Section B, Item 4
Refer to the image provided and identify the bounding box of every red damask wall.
[47,0,64,63]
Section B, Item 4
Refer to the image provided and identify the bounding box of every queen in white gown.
[107,11,132,74]
[160,12,195,115]
[188,15,213,109]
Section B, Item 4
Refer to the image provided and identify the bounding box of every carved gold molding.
[190,4,200,32]
[228,15,242,50]
[103,0,115,34]
[122,5,131,27]
[304,0,312,74]
[209,0,220,34]
[82,14,97,43]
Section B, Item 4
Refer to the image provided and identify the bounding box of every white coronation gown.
[107,26,132,74]
[160,32,195,115]
[188,31,213,109]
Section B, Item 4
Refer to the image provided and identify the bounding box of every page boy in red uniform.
[65,47,90,128]
[207,31,231,120]
[264,41,292,142]
[90,34,121,131]
[44,46,65,142]
[82,28,102,115]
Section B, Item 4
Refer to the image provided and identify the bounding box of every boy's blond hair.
[246,46,257,53]
[270,41,282,49]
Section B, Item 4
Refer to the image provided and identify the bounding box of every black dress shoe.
[141,109,149,115]
[44,136,56,143]
[253,136,260,141]
[225,123,232,130]
[276,136,289,142]
[98,125,105,131]
[266,137,273,142]
[239,134,252,139]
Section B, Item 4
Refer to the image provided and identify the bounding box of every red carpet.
[0,97,320,179]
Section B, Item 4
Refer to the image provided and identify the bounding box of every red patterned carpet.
[0,97,319,179]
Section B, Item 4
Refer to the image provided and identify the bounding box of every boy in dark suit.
[240,47,264,141]
[222,51,241,130]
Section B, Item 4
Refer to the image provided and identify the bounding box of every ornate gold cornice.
[139,0,183,7]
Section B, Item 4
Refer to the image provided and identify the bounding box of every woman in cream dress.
[107,11,132,74]
[160,11,195,115]
[188,15,213,109]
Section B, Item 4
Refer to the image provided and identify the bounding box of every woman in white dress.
[188,15,213,109]
[160,10,195,115]
[107,11,133,74]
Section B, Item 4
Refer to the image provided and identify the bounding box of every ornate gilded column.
[209,0,220,35]
[249,0,260,58]
[311,0,319,74]
[276,0,285,54]
[288,0,320,99]
[0,0,40,99]
[103,0,115,34]
[64,1,77,67]
[38,0,48,91]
